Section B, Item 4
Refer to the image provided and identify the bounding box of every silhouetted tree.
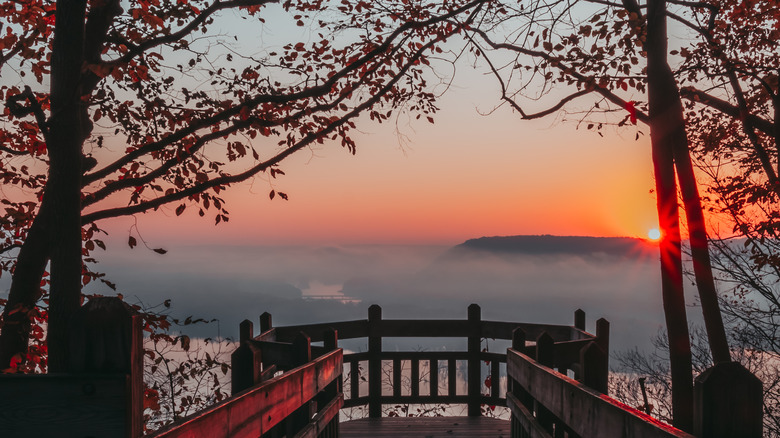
[448,0,776,429]
[0,0,485,371]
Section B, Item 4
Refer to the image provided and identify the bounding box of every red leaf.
[625,100,637,124]
[175,204,186,216]
[128,236,137,249]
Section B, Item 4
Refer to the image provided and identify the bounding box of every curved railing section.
[252,304,607,419]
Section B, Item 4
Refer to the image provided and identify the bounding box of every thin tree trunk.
[45,0,89,372]
[646,0,694,431]
[0,208,51,368]
[673,143,732,364]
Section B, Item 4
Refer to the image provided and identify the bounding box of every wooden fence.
[263,304,604,419]
[0,299,764,438]
[505,331,763,438]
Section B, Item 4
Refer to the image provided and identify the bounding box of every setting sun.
[647,228,661,240]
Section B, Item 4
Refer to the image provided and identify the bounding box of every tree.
[0,0,485,371]
[441,0,775,430]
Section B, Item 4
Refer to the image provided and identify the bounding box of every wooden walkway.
[340,416,511,437]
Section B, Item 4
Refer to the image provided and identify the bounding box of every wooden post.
[467,303,482,417]
[535,332,554,369]
[293,331,312,366]
[694,362,762,438]
[231,319,263,394]
[287,332,313,437]
[512,327,526,353]
[596,317,610,373]
[574,309,585,331]
[535,332,555,435]
[260,312,273,333]
[580,341,608,394]
[368,304,382,418]
[67,296,143,437]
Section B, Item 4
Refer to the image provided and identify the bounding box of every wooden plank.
[378,394,470,405]
[340,416,510,438]
[274,320,368,342]
[275,320,587,342]
[290,394,344,438]
[343,396,370,408]
[151,349,342,438]
[251,340,296,370]
[380,351,469,361]
[344,351,369,362]
[480,351,506,364]
[506,392,553,438]
[552,339,592,367]
[377,319,473,337]
[482,321,582,342]
[0,373,128,437]
[506,349,694,438]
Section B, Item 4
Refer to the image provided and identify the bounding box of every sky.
[81,5,661,248]
[104,68,659,247]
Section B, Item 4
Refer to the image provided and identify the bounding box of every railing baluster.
[430,359,438,397]
[467,304,482,417]
[448,358,457,397]
[491,359,500,399]
[368,305,382,418]
[350,359,360,400]
[411,359,420,397]
[393,358,402,398]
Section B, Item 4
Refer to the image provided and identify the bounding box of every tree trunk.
[0,208,51,368]
[646,0,694,431]
[45,0,89,372]
[673,143,732,364]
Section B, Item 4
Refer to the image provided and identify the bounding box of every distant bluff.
[450,235,656,257]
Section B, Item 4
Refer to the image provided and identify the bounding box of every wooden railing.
[261,304,605,419]
[505,331,763,438]
[0,299,764,438]
[151,319,343,438]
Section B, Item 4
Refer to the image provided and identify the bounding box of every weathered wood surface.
[275,320,588,343]
[290,394,343,438]
[151,349,342,438]
[694,361,763,438]
[506,393,553,438]
[340,416,511,438]
[506,349,694,438]
[274,320,368,342]
[0,373,128,437]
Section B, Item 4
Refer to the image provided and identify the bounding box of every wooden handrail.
[506,348,694,438]
[266,305,603,420]
[273,319,585,342]
[151,349,343,438]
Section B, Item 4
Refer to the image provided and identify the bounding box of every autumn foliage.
[0,0,487,371]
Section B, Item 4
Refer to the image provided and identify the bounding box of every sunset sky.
[109,73,659,247]
[93,8,663,248]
